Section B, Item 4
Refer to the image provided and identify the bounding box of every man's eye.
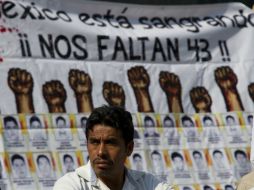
[89,140,99,144]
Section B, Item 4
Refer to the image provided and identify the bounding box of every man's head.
[85,105,134,180]
[192,151,205,168]
[171,152,184,171]
[56,116,66,128]
[163,116,174,128]
[11,154,27,178]
[225,115,236,126]
[143,115,157,136]
[203,185,213,190]
[63,154,74,172]
[202,116,215,127]
[80,116,88,128]
[36,154,51,177]
[247,115,253,126]
[234,150,247,165]
[212,150,224,162]
[224,185,234,190]
[132,153,143,170]
[181,115,194,128]
[4,116,19,140]
[29,116,42,129]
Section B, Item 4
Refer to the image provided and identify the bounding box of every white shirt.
[53,161,173,190]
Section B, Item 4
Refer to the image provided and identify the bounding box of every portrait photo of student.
[53,115,72,141]
[75,114,89,141]
[162,115,175,128]
[35,153,54,179]
[149,150,166,175]
[181,115,197,138]
[191,150,207,171]
[211,149,230,171]
[170,151,188,172]
[131,152,146,172]
[27,115,47,141]
[61,153,77,174]
[223,114,242,137]
[233,149,252,179]
[10,153,30,179]
[142,115,160,138]
[3,115,23,142]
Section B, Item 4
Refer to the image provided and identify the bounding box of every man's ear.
[126,141,134,156]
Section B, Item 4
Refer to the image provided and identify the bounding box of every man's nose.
[97,143,107,157]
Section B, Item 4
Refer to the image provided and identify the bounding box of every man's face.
[64,157,74,172]
[31,121,42,129]
[213,152,223,163]
[56,119,66,128]
[164,119,174,128]
[236,153,247,165]
[183,120,194,128]
[204,119,214,127]
[226,117,236,126]
[173,156,184,171]
[13,158,27,178]
[38,157,51,177]
[5,121,19,140]
[133,156,143,170]
[87,124,133,179]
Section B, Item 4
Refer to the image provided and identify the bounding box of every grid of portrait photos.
[0,111,252,189]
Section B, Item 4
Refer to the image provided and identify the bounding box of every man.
[234,150,252,178]
[225,115,241,137]
[181,115,196,137]
[212,150,229,170]
[150,150,165,175]
[53,105,172,190]
[171,152,186,172]
[132,153,143,171]
[36,154,53,178]
[202,115,219,139]
[143,115,160,138]
[11,154,28,178]
[192,150,207,170]
[63,154,75,173]
[3,116,21,142]
[55,116,72,140]
[29,115,47,141]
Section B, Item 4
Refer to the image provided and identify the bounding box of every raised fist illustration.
[190,86,212,113]
[8,68,34,113]
[68,69,93,113]
[8,68,33,95]
[214,66,238,90]
[42,80,67,113]
[103,81,125,107]
[128,66,150,90]
[127,66,154,112]
[248,83,254,102]
[214,66,243,111]
[69,69,92,95]
[159,71,182,97]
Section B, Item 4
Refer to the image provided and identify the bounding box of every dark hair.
[203,115,213,123]
[86,105,134,144]
[37,154,50,165]
[4,116,18,128]
[29,116,42,126]
[234,150,246,159]
[144,115,155,128]
[224,185,234,189]
[56,116,66,124]
[213,150,223,157]
[80,117,87,124]
[192,150,202,157]
[203,185,213,190]
[151,150,161,158]
[171,152,183,161]
[181,115,194,127]
[11,154,25,165]
[63,154,73,163]
[132,153,142,160]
